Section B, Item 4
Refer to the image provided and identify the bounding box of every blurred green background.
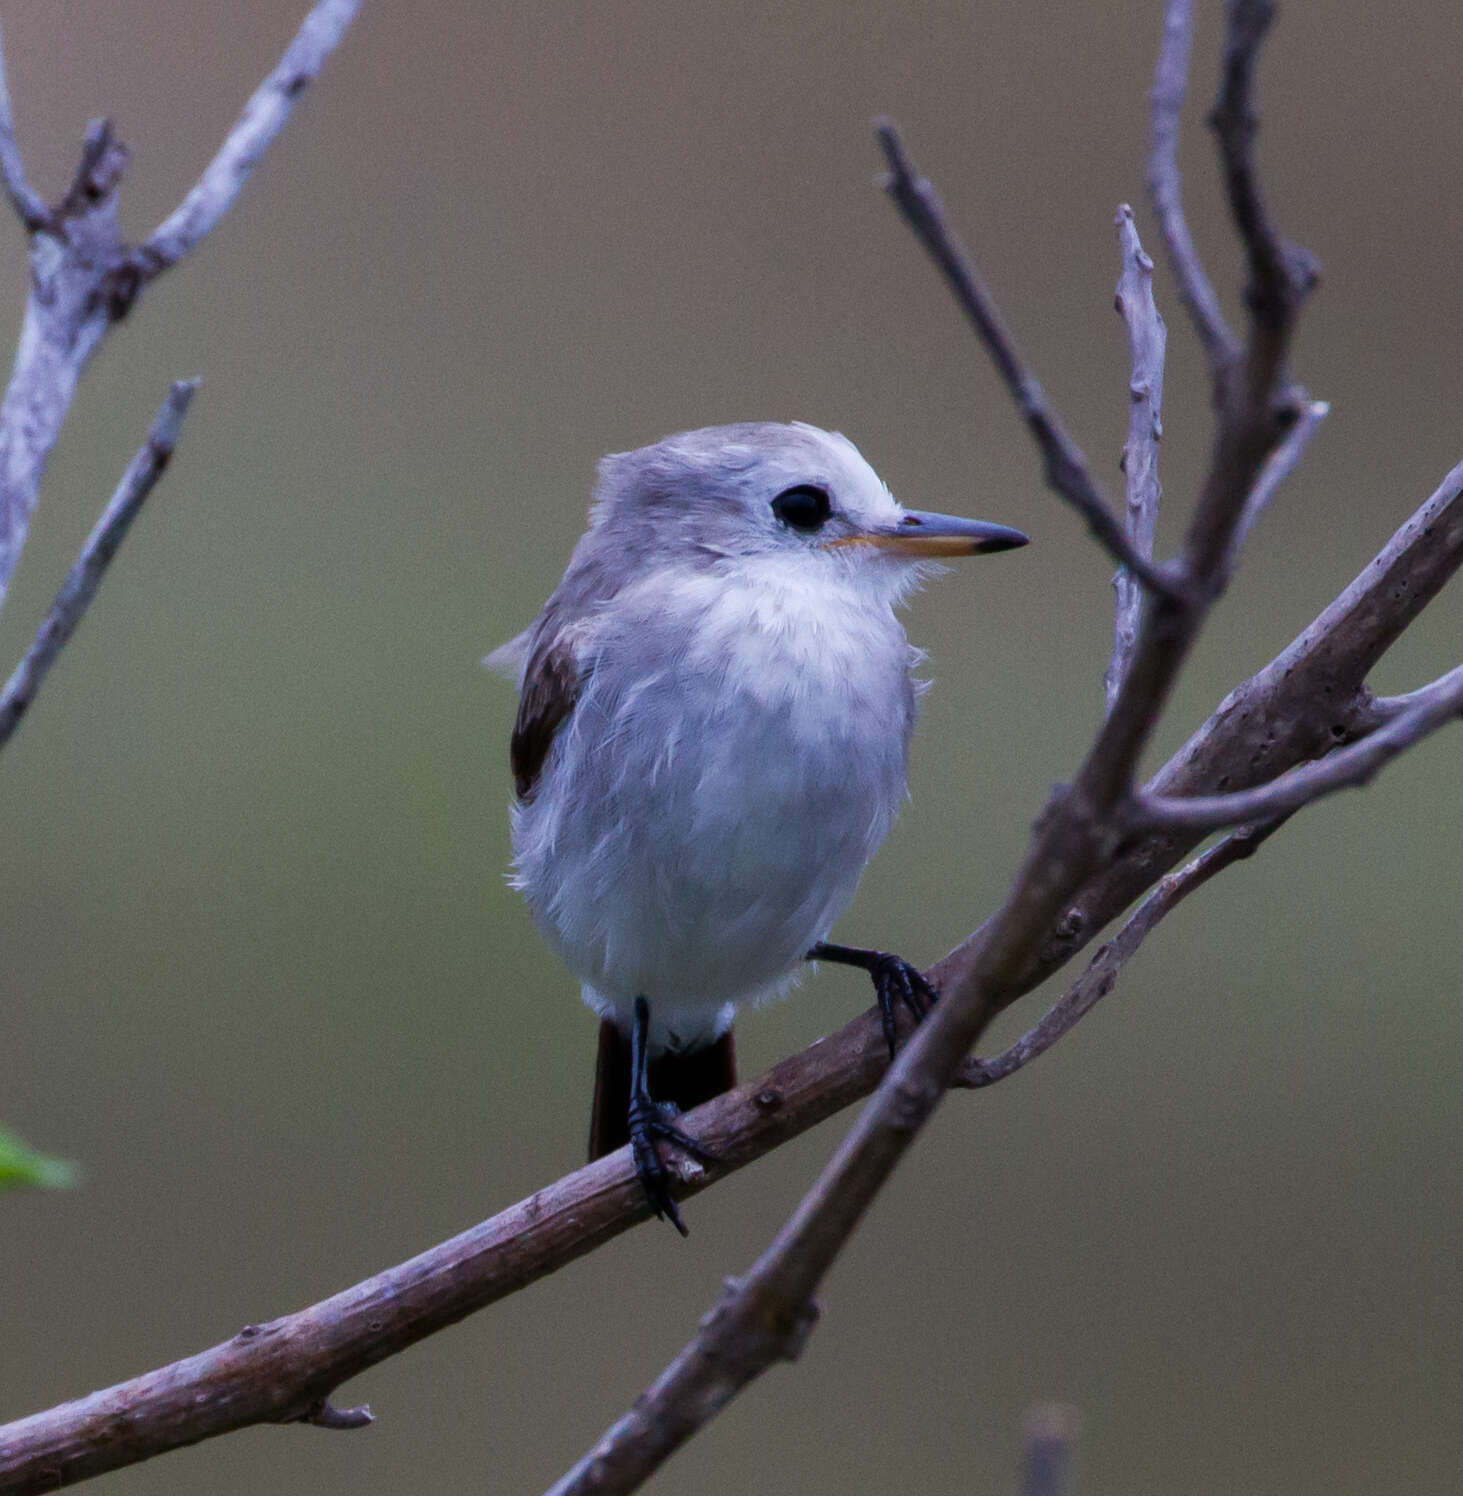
[2,2,1459,1492]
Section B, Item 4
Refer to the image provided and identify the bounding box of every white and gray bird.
[487,422,1026,1231]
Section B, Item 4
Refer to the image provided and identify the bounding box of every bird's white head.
[587,422,1027,602]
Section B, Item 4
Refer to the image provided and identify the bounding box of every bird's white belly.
[510,572,914,1051]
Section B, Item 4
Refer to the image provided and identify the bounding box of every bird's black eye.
[770,484,831,532]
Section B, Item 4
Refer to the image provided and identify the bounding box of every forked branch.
[0,0,360,618]
[875,121,1185,605]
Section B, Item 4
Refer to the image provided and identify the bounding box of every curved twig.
[139,0,360,273]
[960,818,1283,1088]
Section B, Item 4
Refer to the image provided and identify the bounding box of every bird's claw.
[627,1099,716,1236]
[868,952,939,1059]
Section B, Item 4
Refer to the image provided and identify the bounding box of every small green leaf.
[0,1126,79,1192]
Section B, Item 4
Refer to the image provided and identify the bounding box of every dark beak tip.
[978,527,1030,554]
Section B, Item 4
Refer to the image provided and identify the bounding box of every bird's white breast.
[511,560,917,1051]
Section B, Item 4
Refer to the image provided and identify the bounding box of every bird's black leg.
[806,942,939,1059]
[626,995,715,1236]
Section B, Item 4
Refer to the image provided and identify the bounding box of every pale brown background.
[2,3,1460,1492]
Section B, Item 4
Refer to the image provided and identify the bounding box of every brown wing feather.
[510,633,583,801]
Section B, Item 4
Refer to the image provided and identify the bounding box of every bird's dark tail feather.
[588,1020,737,1161]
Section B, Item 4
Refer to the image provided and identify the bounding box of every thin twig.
[1148,0,1238,371]
[979,453,1463,1012]
[1129,664,1463,833]
[0,381,198,751]
[959,820,1281,1089]
[0,20,48,231]
[875,120,1186,605]
[1106,205,1167,714]
[1210,0,1319,340]
[139,0,361,274]
[1225,397,1327,567]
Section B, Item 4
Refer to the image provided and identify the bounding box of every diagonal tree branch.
[0,380,198,750]
[1225,394,1327,567]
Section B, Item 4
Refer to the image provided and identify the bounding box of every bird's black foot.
[807,942,939,1059]
[626,996,716,1235]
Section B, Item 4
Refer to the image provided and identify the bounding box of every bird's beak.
[827,509,1030,558]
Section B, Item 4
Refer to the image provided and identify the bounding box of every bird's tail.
[588,1020,737,1161]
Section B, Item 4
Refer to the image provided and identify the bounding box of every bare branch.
[1225,396,1328,567]
[1129,664,1463,833]
[140,0,361,273]
[1210,0,1319,341]
[959,819,1280,1088]
[1148,0,1238,370]
[0,381,198,751]
[874,120,1187,606]
[0,1001,906,1493]
[1106,204,1167,714]
[546,1284,819,1496]
[0,0,360,615]
[0,20,48,231]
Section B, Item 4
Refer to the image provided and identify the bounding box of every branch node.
[297,1399,374,1431]
[58,118,130,219]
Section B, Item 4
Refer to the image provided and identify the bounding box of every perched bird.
[488,422,1026,1232]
